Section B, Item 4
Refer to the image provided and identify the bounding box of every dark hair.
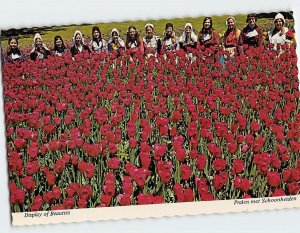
[164,23,176,43]
[54,35,66,52]
[200,17,213,35]
[8,36,18,45]
[271,17,285,37]
[165,23,174,30]
[126,25,141,48]
[246,13,257,23]
[7,36,21,56]
[274,18,285,25]
[271,24,282,37]
[92,26,102,41]
[112,31,118,36]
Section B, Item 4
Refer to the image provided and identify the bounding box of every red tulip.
[180,164,192,180]
[213,158,227,171]
[118,194,131,206]
[267,171,281,187]
[20,176,36,192]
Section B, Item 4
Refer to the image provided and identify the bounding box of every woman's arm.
[256,27,264,46]
[138,39,144,53]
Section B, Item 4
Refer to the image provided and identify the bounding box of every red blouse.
[223,28,241,48]
[198,29,220,50]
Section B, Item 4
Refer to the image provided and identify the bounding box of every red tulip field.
[2,45,300,212]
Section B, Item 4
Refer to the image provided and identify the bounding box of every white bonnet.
[34,33,43,42]
[145,23,154,29]
[274,13,285,24]
[184,23,193,30]
[111,28,120,36]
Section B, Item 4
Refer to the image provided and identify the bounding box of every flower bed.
[2,46,300,212]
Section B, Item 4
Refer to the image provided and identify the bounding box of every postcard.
[0,1,299,227]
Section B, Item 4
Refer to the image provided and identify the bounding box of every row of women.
[4,13,295,64]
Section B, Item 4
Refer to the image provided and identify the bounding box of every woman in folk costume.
[267,13,294,51]
[143,23,162,56]
[90,26,108,53]
[52,35,68,57]
[70,30,90,57]
[197,17,220,56]
[30,33,51,61]
[179,23,198,52]
[221,16,241,60]
[107,28,125,57]
[161,23,179,53]
[5,36,24,64]
[125,25,144,55]
[238,13,263,51]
